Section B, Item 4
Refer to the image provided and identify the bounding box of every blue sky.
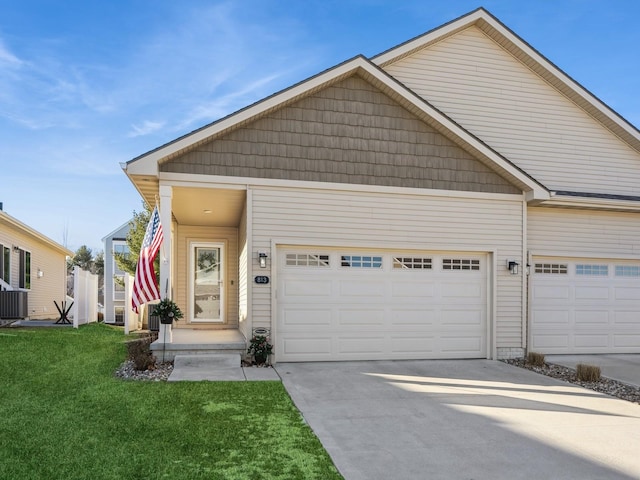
[1,0,638,253]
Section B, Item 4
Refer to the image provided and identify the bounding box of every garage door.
[276,248,487,361]
[531,258,640,354]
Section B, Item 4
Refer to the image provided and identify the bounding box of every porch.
[151,328,247,362]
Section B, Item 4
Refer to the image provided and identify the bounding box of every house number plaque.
[254,276,270,284]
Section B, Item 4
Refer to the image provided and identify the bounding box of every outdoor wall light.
[258,252,268,268]
[37,268,43,278]
[12,245,19,252]
[507,260,520,275]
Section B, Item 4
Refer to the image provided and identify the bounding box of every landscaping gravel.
[503,358,640,405]
[115,360,173,381]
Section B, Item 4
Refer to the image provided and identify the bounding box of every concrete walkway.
[546,354,640,388]
[276,360,640,480]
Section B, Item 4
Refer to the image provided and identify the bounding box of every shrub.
[526,351,545,367]
[126,336,156,371]
[576,363,601,382]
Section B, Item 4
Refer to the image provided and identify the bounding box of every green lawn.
[0,324,342,480]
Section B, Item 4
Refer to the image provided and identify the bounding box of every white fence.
[124,273,142,334]
[72,266,98,328]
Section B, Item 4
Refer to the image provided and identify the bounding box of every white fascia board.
[542,195,640,212]
[373,9,485,66]
[159,171,524,203]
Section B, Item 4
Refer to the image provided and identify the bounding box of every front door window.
[191,243,224,322]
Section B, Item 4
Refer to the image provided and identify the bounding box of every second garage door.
[276,248,487,362]
[530,257,640,354]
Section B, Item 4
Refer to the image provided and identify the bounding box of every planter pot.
[159,317,174,325]
[254,353,268,365]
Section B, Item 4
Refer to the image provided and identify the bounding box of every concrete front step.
[174,353,241,369]
[168,353,280,382]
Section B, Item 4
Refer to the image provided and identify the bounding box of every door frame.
[188,241,225,323]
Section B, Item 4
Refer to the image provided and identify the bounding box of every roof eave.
[0,211,74,257]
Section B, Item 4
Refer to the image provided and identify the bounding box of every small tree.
[114,203,160,277]
[69,245,94,271]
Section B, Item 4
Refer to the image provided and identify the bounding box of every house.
[102,221,131,324]
[0,203,73,320]
[122,8,640,362]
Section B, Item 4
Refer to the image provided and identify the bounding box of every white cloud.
[0,39,23,66]
[128,120,166,138]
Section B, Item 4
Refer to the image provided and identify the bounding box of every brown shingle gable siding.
[162,76,520,194]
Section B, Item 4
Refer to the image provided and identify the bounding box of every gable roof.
[101,219,132,243]
[373,7,640,155]
[0,210,73,257]
[125,55,547,202]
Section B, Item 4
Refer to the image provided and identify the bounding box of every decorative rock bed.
[503,358,640,405]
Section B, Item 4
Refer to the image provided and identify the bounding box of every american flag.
[131,206,163,313]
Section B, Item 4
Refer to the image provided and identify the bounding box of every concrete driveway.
[276,360,640,480]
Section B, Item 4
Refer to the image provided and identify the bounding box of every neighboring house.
[102,221,131,324]
[122,8,640,362]
[0,204,73,320]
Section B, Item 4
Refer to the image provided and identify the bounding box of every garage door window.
[615,265,640,277]
[534,263,567,274]
[285,254,329,267]
[393,257,432,269]
[341,255,382,268]
[576,264,608,276]
[442,259,479,271]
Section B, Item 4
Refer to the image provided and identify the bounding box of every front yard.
[0,324,342,480]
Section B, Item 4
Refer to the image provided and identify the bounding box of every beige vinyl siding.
[238,203,250,339]
[162,76,519,195]
[250,186,525,349]
[528,207,640,257]
[0,225,67,320]
[174,225,238,329]
[384,26,640,196]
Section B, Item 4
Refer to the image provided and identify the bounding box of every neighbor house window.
[113,241,129,274]
[114,275,125,300]
[0,244,9,283]
[114,306,125,323]
[18,249,30,289]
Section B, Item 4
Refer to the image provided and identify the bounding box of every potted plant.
[247,335,273,365]
[151,298,184,325]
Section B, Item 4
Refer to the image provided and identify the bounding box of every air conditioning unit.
[147,309,160,332]
[0,291,29,318]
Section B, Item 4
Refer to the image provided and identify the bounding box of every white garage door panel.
[281,309,331,326]
[390,335,436,354]
[338,309,385,326]
[277,249,487,361]
[283,279,332,297]
[531,257,640,354]
[390,309,437,325]
[574,310,609,324]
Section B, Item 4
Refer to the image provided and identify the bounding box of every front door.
[190,242,224,323]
